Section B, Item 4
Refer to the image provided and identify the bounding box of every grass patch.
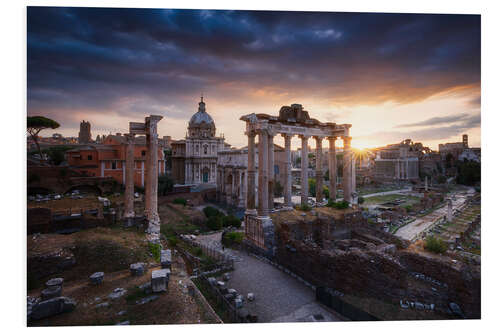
[296,203,312,211]
[172,198,187,206]
[222,231,244,247]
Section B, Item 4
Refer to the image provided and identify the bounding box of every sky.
[27,7,481,150]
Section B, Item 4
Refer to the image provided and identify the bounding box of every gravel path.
[196,233,342,323]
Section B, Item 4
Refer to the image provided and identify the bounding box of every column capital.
[281,133,293,140]
[245,129,257,137]
[313,136,325,142]
[327,136,338,142]
[298,134,310,140]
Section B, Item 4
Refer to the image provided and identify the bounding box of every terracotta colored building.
[66,134,166,187]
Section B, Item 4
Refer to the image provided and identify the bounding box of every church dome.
[188,97,216,138]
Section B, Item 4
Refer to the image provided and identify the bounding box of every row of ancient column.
[394,159,410,180]
[217,167,246,207]
[123,116,163,243]
[246,129,355,218]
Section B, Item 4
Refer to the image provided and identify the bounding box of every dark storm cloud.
[27,7,480,127]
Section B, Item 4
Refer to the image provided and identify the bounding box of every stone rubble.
[89,272,104,285]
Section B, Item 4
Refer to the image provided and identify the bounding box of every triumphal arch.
[240,104,354,254]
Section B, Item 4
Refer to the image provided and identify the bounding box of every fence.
[193,273,250,323]
[316,286,380,321]
[179,235,234,270]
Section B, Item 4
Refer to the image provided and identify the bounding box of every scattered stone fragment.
[228,288,237,297]
[151,269,170,293]
[89,272,104,285]
[130,262,145,276]
[108,288,127,300]
[217,281,225,288]
[247,293,255,301]
[94,297,101,303]
[95,302,110,308]
[224,293,235,302]
[234,298,243,308]
[136,295,159,305]
[41,286,62,301]
[223,273,231,281]
[117,310,127,316]
[45,278,64,288]
[116,321,130,325]
[208,277,217,286]
[30,297,76,321]
[449,302,465,318]
[414,302,425,310]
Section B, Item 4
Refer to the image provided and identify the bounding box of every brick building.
[66,134,166,187]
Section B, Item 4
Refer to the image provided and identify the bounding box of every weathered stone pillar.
[124,134,136,222]
[246,132,257,213]
[258,129,269,216]
[268,132,275,211]
[447,199,453,221]
[343,136,352,203]
[232,168,236,205]
[145,115,163,243]
[314,136,324,203]
[328,137,337,201]
[425,176,428,191]
[221,167,226,204]
[300,135,310,206]
[282,134,292,208]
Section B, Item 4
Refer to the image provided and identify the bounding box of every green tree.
[27,116,60,160]
[158,175,174,195]
[308,178,316,197]
[456,160,481,186]
[274,180,284,197]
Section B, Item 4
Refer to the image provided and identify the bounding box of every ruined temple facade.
[171,97,226,185]
[240,104,354,254]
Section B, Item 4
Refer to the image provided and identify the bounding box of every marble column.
[352,153,356,193]
[395,160,400,179]
[124,134,136,220]
[282,134,292,208]
[145,115,163,242]
[238,169,244,207]
[232,168,236,205]
[268,132,275,211]
[342,136,352,203]
[447,199,453,221]
[328,137,337,201]
[314,136,324,203]
[221,167,226,204]
[258,129,269,216]
[300,135,310,206]
[246,132,257,213]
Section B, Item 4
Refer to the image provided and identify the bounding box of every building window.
[204,145,208,155]
[141,150,146,156]
[274,165,279,175]
[112,161,117,169]
[87,155,92,160]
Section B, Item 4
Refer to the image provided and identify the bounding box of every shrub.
[203,206,222,218]
[327,200,349,209]
[298,203,312,211]
[424,236,448,254]
[193,247,203,256]
[222,215,241,228]
[222,231,245,247]
[173,198,187,206]
[148,242,162,262]
[207,215,223,230]
[358,196,365,204]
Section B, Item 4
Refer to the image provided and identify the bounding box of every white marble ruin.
[124,115,163,243]
[240,104,353,251]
